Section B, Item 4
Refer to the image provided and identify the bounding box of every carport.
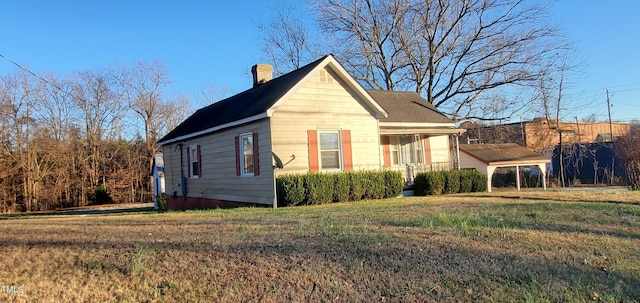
[459,143,551,192]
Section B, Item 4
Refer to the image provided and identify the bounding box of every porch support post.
[455,134,461,169]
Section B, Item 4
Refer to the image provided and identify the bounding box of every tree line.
[0,60,189,212]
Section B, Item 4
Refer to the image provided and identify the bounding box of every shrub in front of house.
[459,169,474,193]
[156,193,168,211]
[444,170,461,194]
[384,170,404,198]
[348,171,367,201]
[276,174,306,206]
[414,171,445,195]
[471,169,488,192]
[414,169,487,196]
[305,173,334,205]
[364,170,386,199]
[276,170,403,206]
[333,173,351,202]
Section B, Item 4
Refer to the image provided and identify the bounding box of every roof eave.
[379,122,465,135]
[157,113,268,146]
[488,159,551,166]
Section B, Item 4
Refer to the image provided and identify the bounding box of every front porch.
[380,132,459,186]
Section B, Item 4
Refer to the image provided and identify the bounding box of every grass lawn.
[1,189,639,302]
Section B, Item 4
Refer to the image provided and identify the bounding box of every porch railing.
[403,162,452,185]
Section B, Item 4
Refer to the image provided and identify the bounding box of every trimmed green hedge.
[276,170,403,207]
[414,169,487,196]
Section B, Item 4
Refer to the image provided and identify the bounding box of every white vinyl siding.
[429,135,451,163]
[319,131,342,170]
[161,120,274,205]
[269,66,381,175]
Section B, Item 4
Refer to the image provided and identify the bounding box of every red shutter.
[253,132,260,176]
[424,137,432,164]
[235,136,241,176]
[381,136,391,167]
[342,130,353,171]
[307,130,319,172]
[187,146,191,177]
[197,145,202,177]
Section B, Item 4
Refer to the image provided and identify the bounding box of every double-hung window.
[319,131,342,170]
[308,129,352,172]
[389,136,400,166]
[239,133,254,176]
[188,145,201,178]
[386,135,425,166]
[235,132,260,177]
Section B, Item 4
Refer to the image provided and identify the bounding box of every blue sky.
[1,0,638,122]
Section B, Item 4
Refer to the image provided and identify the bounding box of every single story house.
[157,54,463,209]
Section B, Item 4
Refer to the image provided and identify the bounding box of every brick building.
[461,118,630,153]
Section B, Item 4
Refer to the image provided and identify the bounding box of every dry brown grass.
[1,190,639,302]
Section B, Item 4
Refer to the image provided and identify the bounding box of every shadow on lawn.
[380,213,639,243]
[2,227,638,301]
[0,219,638,301]
[0,204,155,219]
[455,191,640,205]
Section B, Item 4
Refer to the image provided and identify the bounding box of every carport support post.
[516,165,521,191]
[538,163,547,191]
[486,166,496,192]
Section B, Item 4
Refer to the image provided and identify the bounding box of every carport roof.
[459,143,550,166]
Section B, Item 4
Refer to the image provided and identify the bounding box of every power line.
[0,53,76,100]
[609,88,640,94]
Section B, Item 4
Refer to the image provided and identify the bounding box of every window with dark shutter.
[188,145,200,178]
[236,132,259,177]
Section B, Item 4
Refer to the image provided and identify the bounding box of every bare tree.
[0,71,60,211]
[256,2,325,75]
[615,123,640,190]
[199,83,231,106]
[310,0,567,121]
[124,60,171,159]
[0,71,32,211]
[0,59,189,211]
[70,69,127,205]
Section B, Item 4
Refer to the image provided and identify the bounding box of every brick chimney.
[252,64,272,88]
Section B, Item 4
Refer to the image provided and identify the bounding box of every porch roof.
[379,126,464,136]
[367,90,464,136]
[367,90,453,124]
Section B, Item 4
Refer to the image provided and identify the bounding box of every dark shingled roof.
[459,143,550,164]
[366,90,453,124]
[158,55,330,144]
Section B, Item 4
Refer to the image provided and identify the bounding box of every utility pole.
[605,89,615,182]
[574,116,581,143]
[606,89,613,141]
